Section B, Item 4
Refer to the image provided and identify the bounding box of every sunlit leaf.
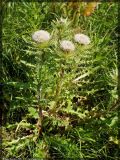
[83,2,100,16]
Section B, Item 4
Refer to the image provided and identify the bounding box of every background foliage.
[2,2,119,159]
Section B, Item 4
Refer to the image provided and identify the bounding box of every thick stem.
[37,85,42,136]
[55,66,64,98]
[52,60,65,113]
[36,52,44,136]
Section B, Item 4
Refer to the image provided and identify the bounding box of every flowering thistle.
[74,33,90,45]
[32,30,50,43]
[60,40,75,52]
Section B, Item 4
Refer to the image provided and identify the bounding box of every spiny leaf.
[20,60,36,68]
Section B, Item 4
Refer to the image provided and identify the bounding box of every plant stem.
[52,59,65,112]
[37,52,44,136]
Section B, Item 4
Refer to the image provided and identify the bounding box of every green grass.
[2,2,119,159]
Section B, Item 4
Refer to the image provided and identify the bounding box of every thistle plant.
[3,2,118,159]
[52,40,75,112]
[32,18,91,136]
[32,30,51,136]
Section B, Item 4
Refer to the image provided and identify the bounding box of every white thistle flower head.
[74,33,90,45]
[32,30,50,43]
[60,40,75,52]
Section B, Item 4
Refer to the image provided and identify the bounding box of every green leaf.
[28,107,38,119]
[109,116,118,127]
[20,60,36,68]
[109,136,119,145]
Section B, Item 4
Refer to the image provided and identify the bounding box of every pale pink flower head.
[74,33,90,45]
[32,30,50,43]
[60,40,75,52]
